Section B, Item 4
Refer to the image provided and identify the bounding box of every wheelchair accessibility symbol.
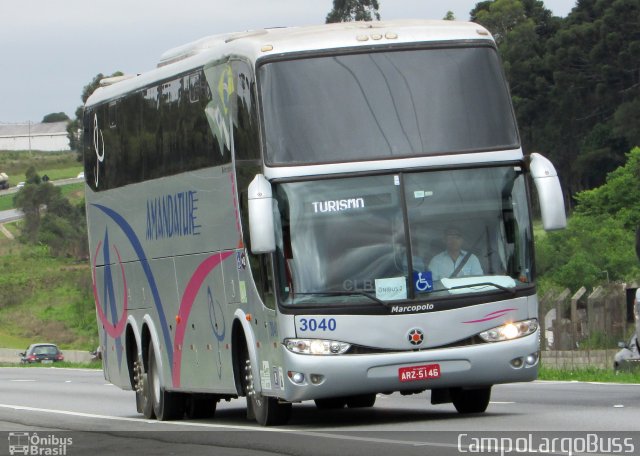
[413,271,433,293]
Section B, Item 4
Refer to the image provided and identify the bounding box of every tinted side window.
[84,68,228,191]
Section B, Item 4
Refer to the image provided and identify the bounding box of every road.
[0,368,638,456]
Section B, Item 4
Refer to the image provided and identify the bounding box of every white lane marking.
[613,405,625,408]
[9,380,36,382]
[0,403,459,448]
[490,401,515,404]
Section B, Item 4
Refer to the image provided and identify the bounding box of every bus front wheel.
[451,386,492,414]
[241,347,291,426]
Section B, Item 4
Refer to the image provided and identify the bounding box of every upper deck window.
[259,45,519,166]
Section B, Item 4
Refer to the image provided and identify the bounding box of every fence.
[539,283,637,369]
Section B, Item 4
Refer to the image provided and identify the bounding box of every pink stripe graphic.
[172,251,234,387]
[462,308,517,324]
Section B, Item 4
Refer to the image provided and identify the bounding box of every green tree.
[13,177,57,243]
[472,0,527,45]
[13,168,88,259]
[42,112,70,123]
[573,147,640,229]
[540,0,640,197]
[444,11,456,20]
[613,99,640,149]
[472,0,561,178]
[326,0,380,23]
[536,147,640,291]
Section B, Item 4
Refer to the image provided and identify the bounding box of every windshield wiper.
[293,291,390,308]
[444,282,517,296]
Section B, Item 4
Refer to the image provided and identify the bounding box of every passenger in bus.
[428,226,483,280]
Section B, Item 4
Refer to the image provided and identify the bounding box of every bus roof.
[86,19,493,108]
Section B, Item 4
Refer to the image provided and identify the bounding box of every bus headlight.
[479,319,538,342]
[284,338,351,355]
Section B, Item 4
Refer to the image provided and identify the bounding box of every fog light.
[288,371,305,384]
[309,374,324,384]
[510,357,524,368]
[525,353,539,366]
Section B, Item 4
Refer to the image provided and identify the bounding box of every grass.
[0,240,97,351]
[0,150,82,207]
[59,183,85,205]
[539,366,640,383]
[0,150,81,184]
[0,193,16,211]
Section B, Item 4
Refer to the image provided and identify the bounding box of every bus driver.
[428,226,483,280]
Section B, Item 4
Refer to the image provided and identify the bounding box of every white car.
[16,182,25,188]
[77,171,85,179]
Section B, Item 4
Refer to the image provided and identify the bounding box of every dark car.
[19,343,64,364]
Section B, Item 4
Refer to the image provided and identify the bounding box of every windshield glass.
[274,166,532,306]
[259,46,518,165]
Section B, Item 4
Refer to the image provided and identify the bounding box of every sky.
[0,0,577,124]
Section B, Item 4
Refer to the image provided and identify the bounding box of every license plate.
[398,364,441,382]
[41,360,53,364]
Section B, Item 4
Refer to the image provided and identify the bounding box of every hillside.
[0,238,96,350]
[0,151,94,350]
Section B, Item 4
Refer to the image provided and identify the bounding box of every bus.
[83,20,566,426]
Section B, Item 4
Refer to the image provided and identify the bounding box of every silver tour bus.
[83,20,566,426]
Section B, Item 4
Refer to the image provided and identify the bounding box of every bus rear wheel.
[148,343,185,421]
[241,348,291,426]
[451,386,492,414]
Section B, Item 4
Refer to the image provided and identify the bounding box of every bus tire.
[241,345,291,426]
[451,386,491,414]
[185,394,218,419]
[346,393,376,408]
[314,397,347,410]
[136,354,155,419]
[148,343,185,421]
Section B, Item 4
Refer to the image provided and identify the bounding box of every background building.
[0,122,70,151]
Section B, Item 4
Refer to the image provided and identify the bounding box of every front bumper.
[279,329,540,402]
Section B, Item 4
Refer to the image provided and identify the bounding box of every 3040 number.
[298,318,337,332]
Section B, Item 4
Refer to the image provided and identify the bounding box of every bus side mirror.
[529,153,567,231]
[248,174,276,254]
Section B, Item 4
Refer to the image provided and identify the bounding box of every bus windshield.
[273,166,533,306]
[259,45,519,165]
